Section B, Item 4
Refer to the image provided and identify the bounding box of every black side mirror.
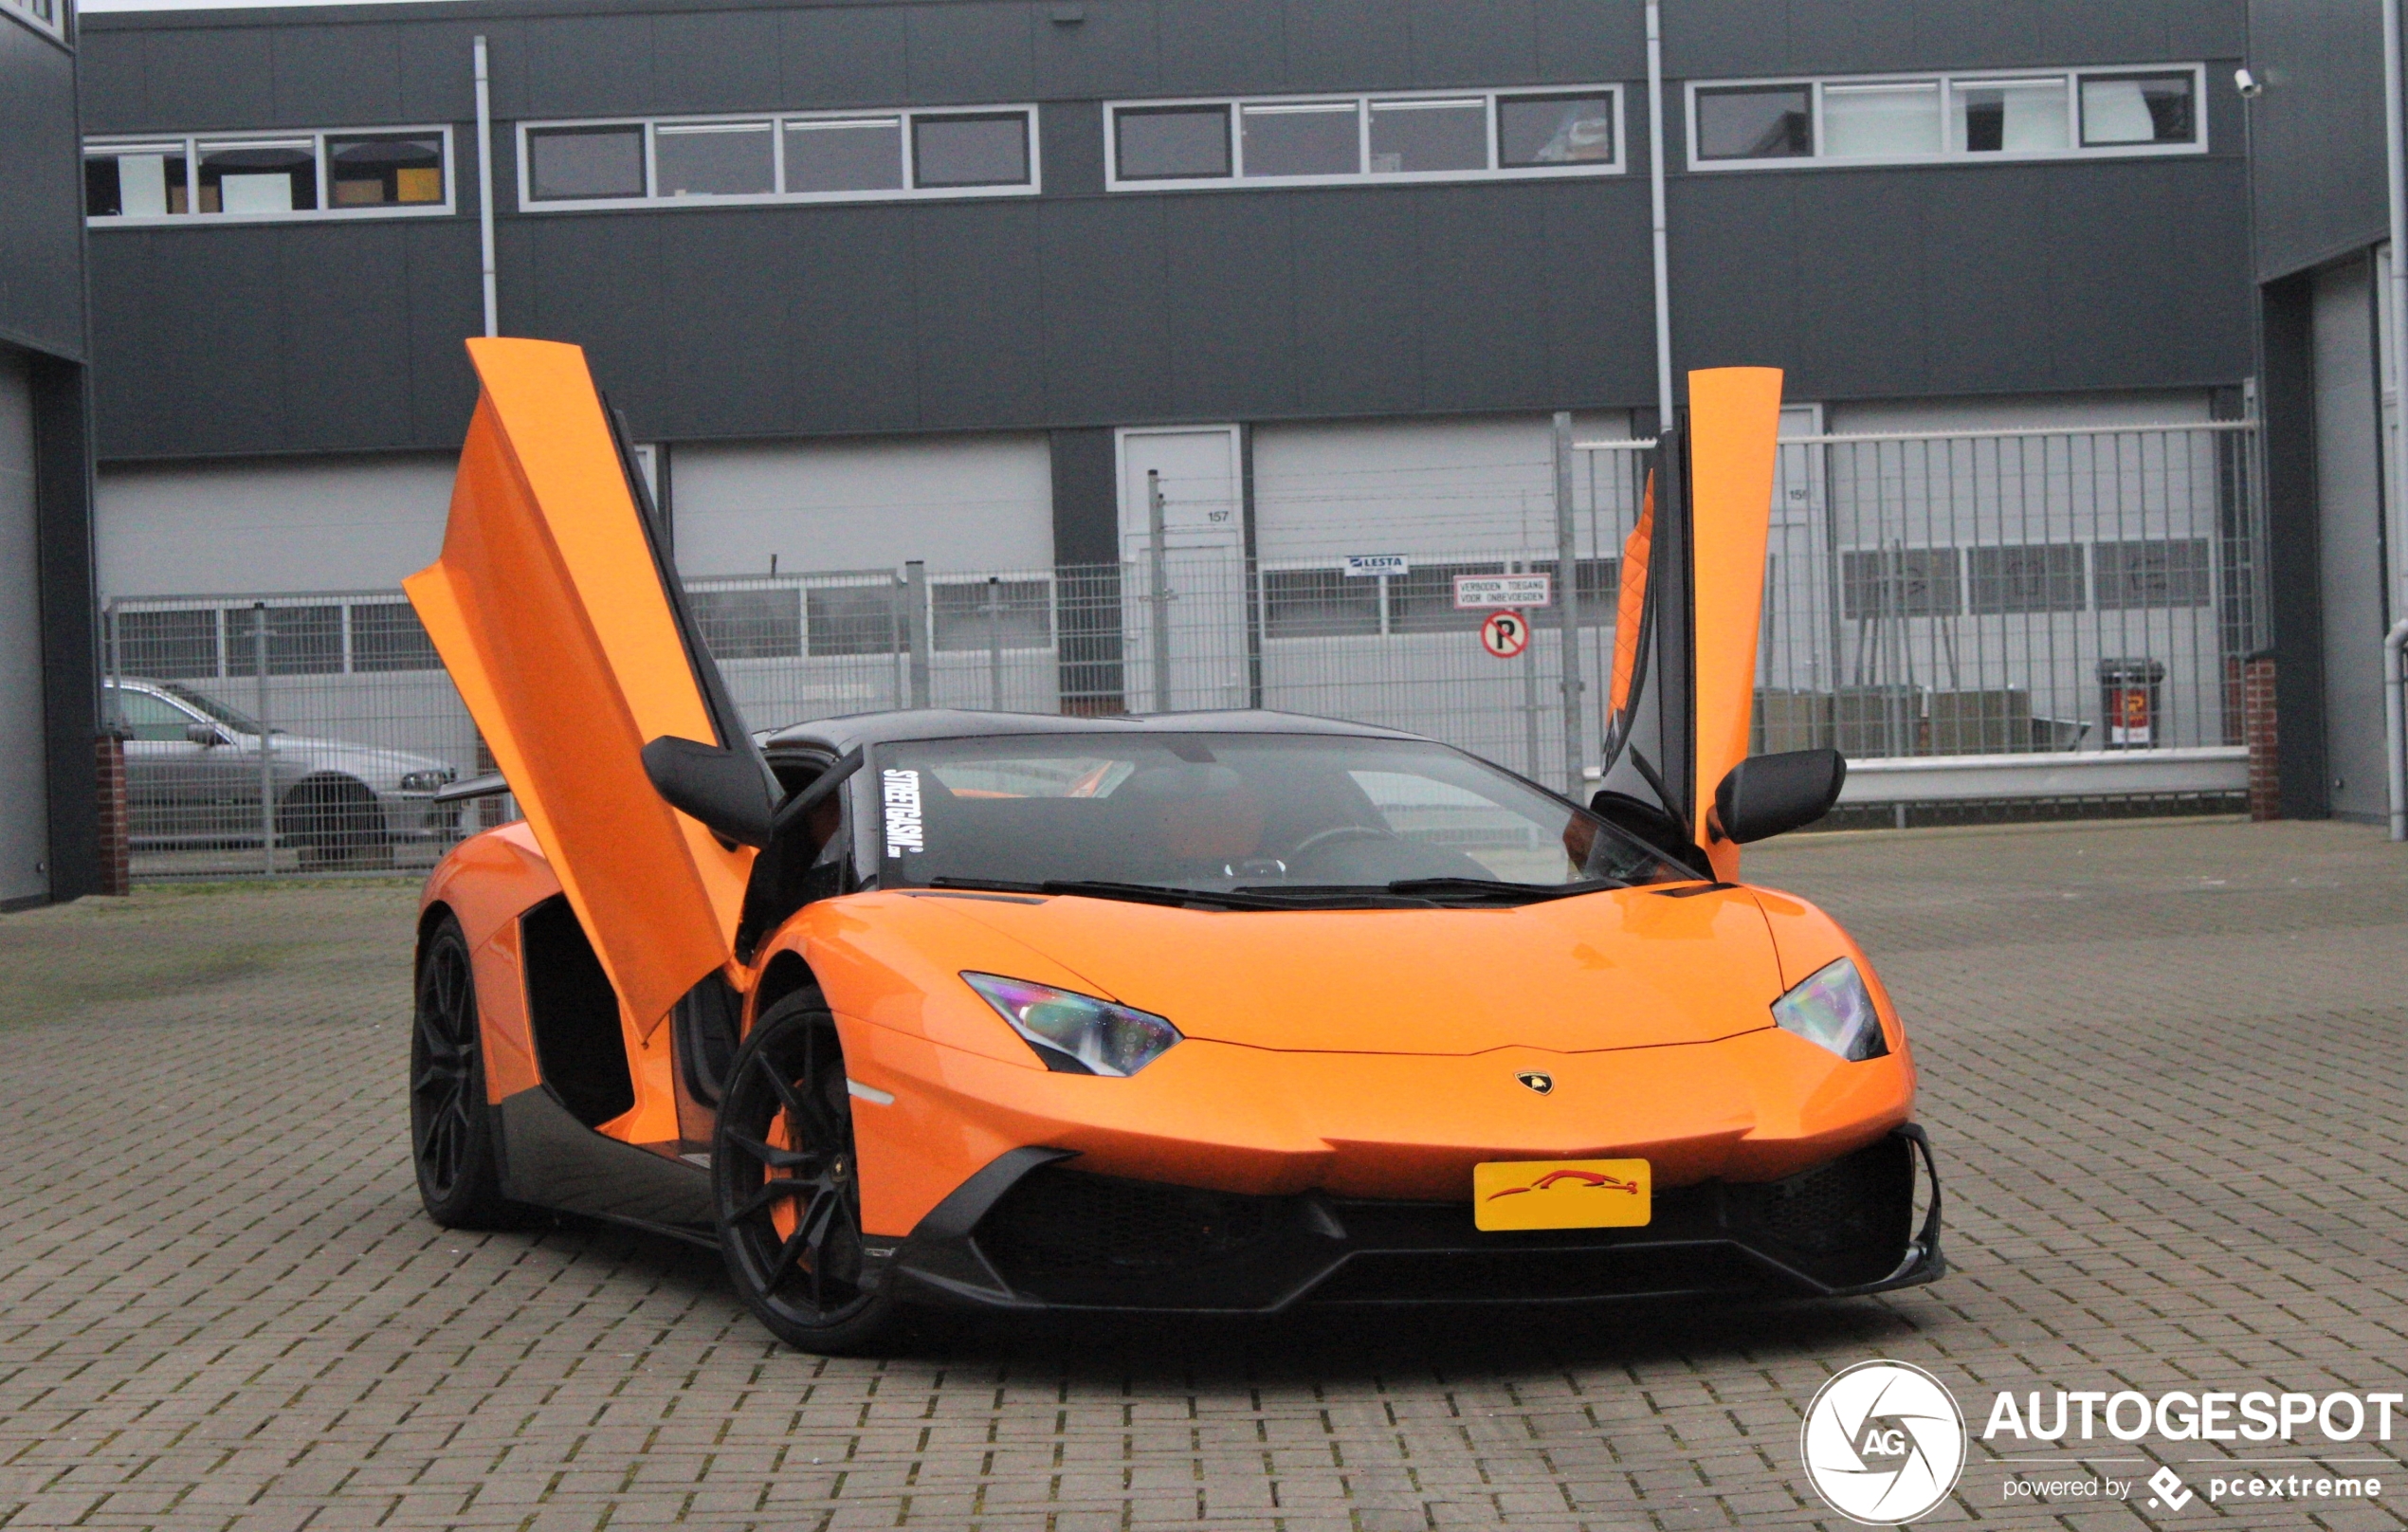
[641,735,777,848]
[185,720,226,747]
[1713,749,1847,845]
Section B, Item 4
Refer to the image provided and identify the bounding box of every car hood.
[926,884,1784,1055]
[265,734,454,782]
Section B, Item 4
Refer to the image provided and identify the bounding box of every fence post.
[1147,469,1173,712]
[904,560,931,709]
[252,602,275,877]
[985,576,1004,710]
[1553,411,1584,793]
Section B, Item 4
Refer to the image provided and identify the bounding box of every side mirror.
[185,720,226,747]
[641,735,777,848]
[1713,749,1847,845]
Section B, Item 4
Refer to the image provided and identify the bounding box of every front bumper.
[866,1125,1943,1313]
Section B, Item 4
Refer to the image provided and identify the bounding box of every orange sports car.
[406,339,1943,1353]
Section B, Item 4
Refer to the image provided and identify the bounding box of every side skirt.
[497,1085,716,1247]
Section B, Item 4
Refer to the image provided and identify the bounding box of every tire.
[283,776,389,869]
[713,993,899,1355]
[410,914,518,1229]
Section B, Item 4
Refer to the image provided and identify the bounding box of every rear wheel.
[283,776,389,868]
[410,914,516,1228]
[713,994,897,1354]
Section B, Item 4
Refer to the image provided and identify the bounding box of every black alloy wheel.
[410,913,515,1227]
[713,993,896,1354]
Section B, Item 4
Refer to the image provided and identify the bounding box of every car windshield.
[147,681,275,735]
[870,732,1690,903]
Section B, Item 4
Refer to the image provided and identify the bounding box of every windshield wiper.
[924,876,1304,911]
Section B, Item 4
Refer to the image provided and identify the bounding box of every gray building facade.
[2245,0,2400,824]
[3,0,100,905]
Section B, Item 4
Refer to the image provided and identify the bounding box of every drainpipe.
[2386,618,2408,841]
[1645,0,1674,424]
[2388,0,2408,630]
[474,36,499,337]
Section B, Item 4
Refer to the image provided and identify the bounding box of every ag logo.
[1799,1360,1965,1525]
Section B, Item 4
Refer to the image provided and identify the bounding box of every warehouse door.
[0,349,48,903]
[1117,427,1248,711]
[2312,257,2391,820]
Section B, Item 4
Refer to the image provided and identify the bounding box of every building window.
[86,127,455,225]
[225,605,344,675]
[654,121,775,197]
[351,603,442,672]
[2094,538,2211,609]
[785,118,904,192]
[527,124,648,201]
[1496,92,1616,167]
[1107,86,1622,190]
[1390,562,1507,633]
[689,588,803,660]
[1114,104,1231,180]
[1688,64,2205,170]
[1841,549,1961,619]
[115,609,219,679]
[805,586,902,656]
[2079,73,2197,147]
[1694,85,1813,161]
[1967,544,2086,614]
[519,107,1038,211]
[1264,571,1382,638]
[933,580,1053,650]
[4,0,64,45]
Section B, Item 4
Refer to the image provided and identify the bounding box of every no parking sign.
[1479,610,1532,659]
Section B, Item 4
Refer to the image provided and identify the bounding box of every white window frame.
[83,125,458,228]
[1104,84,1625,192]
[3,0,65,46]
[1685,63,2209,173]
[516,105,1042,212]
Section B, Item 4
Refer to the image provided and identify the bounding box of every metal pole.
[2385,617,2408,841]
[252,604,274,877]
[474,37,499,337]
[2384,0,2408,618]
[986,575,1003,710]
[904,560,931,708]
[1553,412,1585,792]
[1645,0,1675,424]
[1147,469,1173,712]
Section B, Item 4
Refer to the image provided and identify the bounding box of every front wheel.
[713,994,898,1354]
[410,914,516,1227]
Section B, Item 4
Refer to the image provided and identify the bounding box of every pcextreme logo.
[1800,1361,1968,1524]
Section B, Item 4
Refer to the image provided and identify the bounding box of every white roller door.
[0,350,47,903]
[1252,412,1630,561]
[671,432,1053,578]
[97,453,455,598]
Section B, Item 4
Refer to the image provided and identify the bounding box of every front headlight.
[962,973,1181,1077]
[1770,957,1889,1062]
[399,767,457,793]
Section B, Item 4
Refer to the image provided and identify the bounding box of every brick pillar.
[95,732,131,895]
[2243,654,2280,822]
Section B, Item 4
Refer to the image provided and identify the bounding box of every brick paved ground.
[2,818,2403,1531]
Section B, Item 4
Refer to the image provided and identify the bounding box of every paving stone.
[2,823,2406,1529]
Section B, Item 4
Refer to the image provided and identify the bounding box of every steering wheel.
[1289,824,1400,859]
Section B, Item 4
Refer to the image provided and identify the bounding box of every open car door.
[1597,367,1785,882]
[406,337,774,1037]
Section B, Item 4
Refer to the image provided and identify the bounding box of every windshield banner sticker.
[882,769,924,858]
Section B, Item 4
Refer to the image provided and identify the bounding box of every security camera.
[2235,67,2264,99]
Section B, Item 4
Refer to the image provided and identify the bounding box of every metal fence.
[101,418,2264,880]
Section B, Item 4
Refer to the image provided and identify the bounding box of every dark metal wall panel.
[32,354,100,903]
[2257,272,2327,817]
[79,0,2257,462]
[0,23,87,363]
[2246,0,2386,283]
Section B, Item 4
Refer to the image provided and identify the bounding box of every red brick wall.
[95,733,131,895]
[2244,656,2279,822]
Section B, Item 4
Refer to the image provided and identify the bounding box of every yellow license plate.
[1474,1158,1652,1231]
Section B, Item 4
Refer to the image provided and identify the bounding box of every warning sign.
[1453,573,1552,610]
[1480,610,1532,659]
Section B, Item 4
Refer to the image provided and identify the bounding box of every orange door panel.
[405,338,752,1039]
[1684,367,1785,878]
